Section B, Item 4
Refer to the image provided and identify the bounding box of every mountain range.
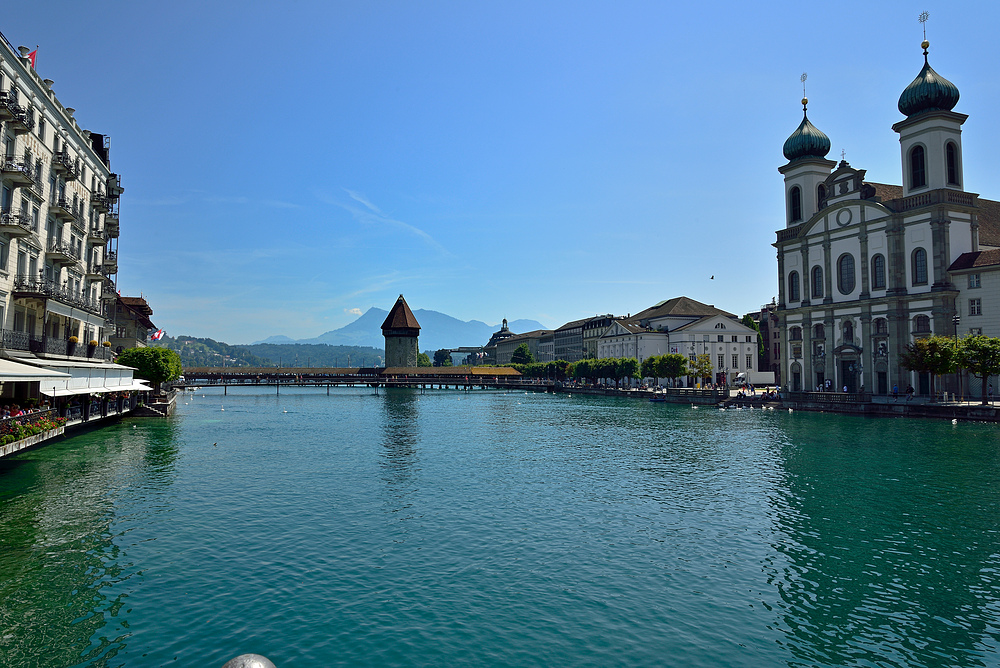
[253,308,548,352]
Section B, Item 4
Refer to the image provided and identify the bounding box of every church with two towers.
[774,37,999,396]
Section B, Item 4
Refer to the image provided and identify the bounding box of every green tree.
[689,354,714,386]
[417,352,432,367]
[956,335,1000,405]
[616,358,640,388]
[657,353,688,385]
[118,347,183,388]
[641,355,660,381]
[900,335,957,399]
[433,349,453,367]
[510,343,534,365]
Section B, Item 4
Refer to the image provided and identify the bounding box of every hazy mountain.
[257,308,549,351]
[252,334,297,344]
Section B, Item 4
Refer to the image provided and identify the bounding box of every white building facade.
[0,36,121,359]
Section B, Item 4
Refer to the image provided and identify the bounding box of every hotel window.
[970,298,982,316]
[0,240,7,272]
[717,335,724,342]
[717,355,724,369]
[746,336,752,343]
[732,354,739,369]
[746,355,753,369]
[774,343,780,360]
[871,254,886,290]
[969,273,981,289]
[969,328,982,336]
[688,353,695,362]
[912,248,927,285]
[732,335,738,342]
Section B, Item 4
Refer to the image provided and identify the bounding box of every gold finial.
[919,11,930,55]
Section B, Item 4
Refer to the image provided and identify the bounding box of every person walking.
[892,384,899,402]
[989,383,994,405]
[905,384,914,401]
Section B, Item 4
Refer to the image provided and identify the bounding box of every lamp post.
[953,313,961,402]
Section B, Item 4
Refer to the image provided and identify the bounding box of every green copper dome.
[898,44,959,117]
[783,103,831,162]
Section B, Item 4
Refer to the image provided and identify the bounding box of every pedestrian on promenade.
[905,384,914,401]
[989,383,994,405]
[892,385,899,402]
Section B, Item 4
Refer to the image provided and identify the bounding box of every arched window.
[837,254,856,294]
[874,318,888,335]
[871,254,886,290]
[817,184,826,206]
[910,145,926,189]
[912,248,928,285]
[788,271,800,302]
[714,322,726,329]
[789,186,802,223]
[811,266,824,298]
[813,323,824,339]
[844,321,854,343]
[914,315,931,332]
[946,142,960,185]
[790,327,802,341]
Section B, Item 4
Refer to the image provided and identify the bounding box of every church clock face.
[836,208,853,227]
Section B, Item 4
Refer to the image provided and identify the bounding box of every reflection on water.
[768,414,1000,666]
[0,420,178,667]
[2,392,1000,667]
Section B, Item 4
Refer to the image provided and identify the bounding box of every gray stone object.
[221,654,276,668]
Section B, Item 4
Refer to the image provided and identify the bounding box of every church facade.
[774,39,998,395]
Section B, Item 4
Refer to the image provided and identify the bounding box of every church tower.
[892,38,965,195]
[778,95,836,227]
[381,295,421,367]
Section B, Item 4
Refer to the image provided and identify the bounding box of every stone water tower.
[381,295,421,367]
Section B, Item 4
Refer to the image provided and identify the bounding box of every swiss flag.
[26,49,37,69]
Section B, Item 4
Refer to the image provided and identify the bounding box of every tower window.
[914,315,931,332]
[813,323,824,339]
[817,184,826,206]
[811,266,823,299]
[874,318,888,335]
[910,145,926,189]
[871,254,886,290]
[788,271,800,302]
[912,248,928,285]
[789,186,802,223]
[946,142,960,185]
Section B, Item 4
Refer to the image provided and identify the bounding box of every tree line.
[901,334,1000,404]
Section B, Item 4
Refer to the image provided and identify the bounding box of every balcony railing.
[46,240,80,264]
[51,152,80,181]
[0,90,14,120]
[102,252,118,273]
[49,198,77,222]
[0,210,33,236]
[91,194,111,213]
[0,329,114,360]
[88,227,106,244]
[1,155,34,186]
[12,275,106,318]
[107,174,124,196]
[887,188,979,213]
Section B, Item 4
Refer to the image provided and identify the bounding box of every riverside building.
[774,38,999,396]
[0,35,122,359]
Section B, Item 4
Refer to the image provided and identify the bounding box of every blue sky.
[5,1,999,344]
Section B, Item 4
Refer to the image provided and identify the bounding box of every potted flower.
[87,339,99,357]
[67,335,79,354]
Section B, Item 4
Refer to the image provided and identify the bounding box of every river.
[1,387,999,667]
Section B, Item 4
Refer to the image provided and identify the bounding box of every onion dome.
[782,98,831,161]
[898,41,959,117]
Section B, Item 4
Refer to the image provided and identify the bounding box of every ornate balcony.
[51,152,79,181]
[8,107,33,134]
[91,193,111,213]
[0,90,14,120]
[49,197,77,222]
[107,173,124,197]
[102,251,118,274]
[46,240,80,265]
[12,275,106,318]
[1,155,34,186]
[85,262,104,280]
[0,210,34,237]
[88,227,106,244]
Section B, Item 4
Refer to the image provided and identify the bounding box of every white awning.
[0,358,71,382]
[41,386,99,397]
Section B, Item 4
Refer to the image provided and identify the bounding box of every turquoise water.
[2,387,1000,667]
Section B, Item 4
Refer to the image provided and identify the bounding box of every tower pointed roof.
[898,40,959,117]
[381,294,421,332]
[782,98,831,162]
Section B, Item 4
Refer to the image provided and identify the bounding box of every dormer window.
[910,145,926,189]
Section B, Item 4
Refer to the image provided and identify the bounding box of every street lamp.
[953,313,962,402]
